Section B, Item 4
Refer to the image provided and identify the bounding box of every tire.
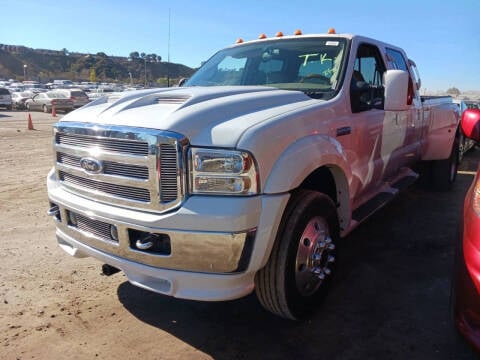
[43,105,48,113]
[458,133,466,163]
[254,190,339,320]
[431,136,459,191]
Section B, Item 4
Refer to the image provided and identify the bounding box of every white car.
[11,91,34,110]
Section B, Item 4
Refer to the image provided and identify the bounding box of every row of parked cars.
[0,79,136,114]
[0,87,90,113]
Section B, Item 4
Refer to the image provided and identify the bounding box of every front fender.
[263,135,351,194]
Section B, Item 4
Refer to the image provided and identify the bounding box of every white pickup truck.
[47,30,459,319]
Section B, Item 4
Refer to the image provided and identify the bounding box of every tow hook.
[102,264,120,276]
[135,234,156,250]
[47,205,60,217]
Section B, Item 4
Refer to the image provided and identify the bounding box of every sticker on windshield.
[325,41,339,46]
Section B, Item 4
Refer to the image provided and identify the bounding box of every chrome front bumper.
[47,169,290,300]
[50,203,255,274]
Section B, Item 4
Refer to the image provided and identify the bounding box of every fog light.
[110,225,119,241]
[68,212,78,226]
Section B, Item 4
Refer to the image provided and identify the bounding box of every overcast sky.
[1,0,479,92]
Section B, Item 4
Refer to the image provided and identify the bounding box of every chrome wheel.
[295,216,335,296]
[255,190,339,319]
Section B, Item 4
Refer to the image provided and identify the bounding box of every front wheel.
[254,190,339,320]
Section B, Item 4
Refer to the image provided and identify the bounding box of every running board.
[352,173,418,224]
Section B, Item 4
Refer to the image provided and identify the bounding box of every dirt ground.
[0,110,478,359]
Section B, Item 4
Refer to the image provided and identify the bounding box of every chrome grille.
[57,133,148,156]
[60,171,151,202]
[68,210,115,243]
[160,144,179,202]
[57,153,149,179]
[54,122,187,213]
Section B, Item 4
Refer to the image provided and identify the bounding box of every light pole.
[144,58,147,88]
[23,64,27,81]
[128,72,133,86]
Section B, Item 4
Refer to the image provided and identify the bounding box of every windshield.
[186,37,347,99]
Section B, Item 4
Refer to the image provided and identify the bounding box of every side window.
[386,48,408,70]
[350,43,386,113]
[387,48,416,105]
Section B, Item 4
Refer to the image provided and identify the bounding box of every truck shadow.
[117,149,479,360]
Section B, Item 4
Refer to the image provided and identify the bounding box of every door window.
[350,43,386,113]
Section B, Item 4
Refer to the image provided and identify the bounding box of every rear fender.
[421,105,459,160]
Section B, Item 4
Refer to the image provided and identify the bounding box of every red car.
[453,108,480,351]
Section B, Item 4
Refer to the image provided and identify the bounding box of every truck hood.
[62,86,318,147]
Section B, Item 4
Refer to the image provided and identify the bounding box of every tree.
[147,53,161,62]
[446,87,461,97]
[89,67,97,82]
[129,51,139,60]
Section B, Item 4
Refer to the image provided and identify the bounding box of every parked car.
[11,91,34,110]
[454,99,477,161]
[57,88,90,108]
[452,108,480,351]
[0,87,12,110]
[25,91,73,113]
[87,87,116,101]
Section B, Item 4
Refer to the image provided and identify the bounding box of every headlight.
[189,148,258,195]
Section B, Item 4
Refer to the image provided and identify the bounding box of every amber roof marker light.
[235,38,244,44]
[327,28,336,34]
[294,29,302,35]
[258,33,267,39]
[275,31,284,37]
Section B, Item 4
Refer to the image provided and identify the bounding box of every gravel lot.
[0,109,477,359]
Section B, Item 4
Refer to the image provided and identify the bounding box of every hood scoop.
[155,95,191,104]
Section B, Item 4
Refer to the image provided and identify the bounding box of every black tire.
[254,190,339,320]
[431,136,459,191]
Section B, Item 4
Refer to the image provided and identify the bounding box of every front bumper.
[47,169,289,300]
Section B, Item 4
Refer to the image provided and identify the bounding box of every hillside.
[0,44,196,86]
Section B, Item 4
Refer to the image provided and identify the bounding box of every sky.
[1,0,479,92]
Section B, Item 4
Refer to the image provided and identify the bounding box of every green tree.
[89,67,97,82]
[129,51,139,60]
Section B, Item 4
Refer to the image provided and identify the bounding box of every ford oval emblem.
[80,157,103,174]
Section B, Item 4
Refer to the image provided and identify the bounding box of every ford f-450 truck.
[47,30,459,319]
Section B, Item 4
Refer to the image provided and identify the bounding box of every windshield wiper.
[303,90,331,99]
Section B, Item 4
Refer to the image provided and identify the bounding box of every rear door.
[385,49,422,165]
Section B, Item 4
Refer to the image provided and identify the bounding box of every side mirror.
[461,109,480,142]
[384,70,409,111]
[177,78,188,87]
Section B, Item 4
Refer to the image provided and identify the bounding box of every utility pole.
[144,57,147,88]
[167,9,171,87]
